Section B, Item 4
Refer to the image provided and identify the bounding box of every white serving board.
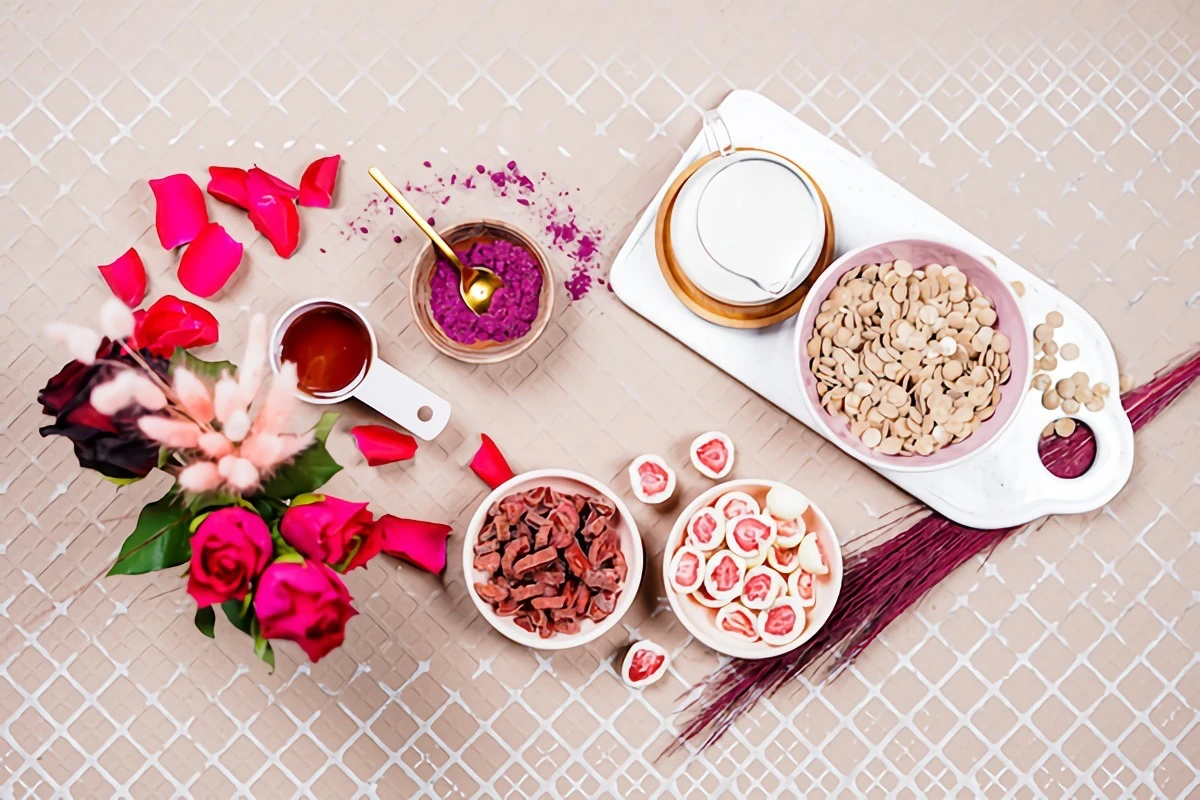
[610,90,1134,529]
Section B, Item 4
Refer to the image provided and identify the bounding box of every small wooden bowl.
[409,219,554,364]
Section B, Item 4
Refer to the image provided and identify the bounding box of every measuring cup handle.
[352,360,451,441]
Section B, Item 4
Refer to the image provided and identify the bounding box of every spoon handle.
[368,167,462,266]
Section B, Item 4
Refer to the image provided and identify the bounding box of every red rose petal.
[97,247,147,307]
[470,434,515,489]
[298,155,341,208]
[206,166,250,209]
[246,170,301,258]
[149,173,208,249]
[178,222,244,298]
[377,515,452,574]
[130,294,220,356]
[350,424,418,466]
[248,166,300,200]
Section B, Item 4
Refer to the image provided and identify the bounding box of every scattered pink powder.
[338,160,605,300]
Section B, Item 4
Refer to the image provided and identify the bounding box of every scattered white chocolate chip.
[1060,343,1079,360]
[1046,310,1065,328]
[1054,418,1076,437]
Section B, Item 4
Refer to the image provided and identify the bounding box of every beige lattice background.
[2,0,1198,797]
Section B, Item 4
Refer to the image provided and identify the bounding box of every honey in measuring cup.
[279,304,372,398]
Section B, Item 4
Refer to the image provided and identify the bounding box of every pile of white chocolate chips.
[1027,308,1111,439]
[807,260,1011,457]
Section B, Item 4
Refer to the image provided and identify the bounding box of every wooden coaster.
[654,147,836,329]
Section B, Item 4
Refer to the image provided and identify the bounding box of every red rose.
[254,561,357,662]
[37,339,168,479]
[279,496,381,572]
[186,507,273,607]
[129,295,219,357]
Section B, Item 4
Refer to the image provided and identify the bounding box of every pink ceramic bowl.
[793,239,1032,473]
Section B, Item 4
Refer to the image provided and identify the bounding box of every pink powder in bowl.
[429,238,544,345]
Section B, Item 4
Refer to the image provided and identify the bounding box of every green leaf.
[194,606,216,638]
[101,474,142,486]
[313,412,338,443]
[187,492,252,514]
[107,488,192,576]
[288,493,325,508]
[221,598,253,635]
[188,511,212,534]
[273,550,305,565]
[258,415,342,499]
[157,448,172,469]
[170,348,236,380]
[252,618,275,673]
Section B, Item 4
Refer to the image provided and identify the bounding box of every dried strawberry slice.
[792,570,815,604]
[628,648,664,682]
[621,640,669,687]
[716,604,758,640]
[741,569,777,608]
[705,551,745,597]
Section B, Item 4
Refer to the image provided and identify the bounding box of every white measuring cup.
[270,298,451,440]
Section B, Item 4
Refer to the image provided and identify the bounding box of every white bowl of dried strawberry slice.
[662,479,843,660]
[464,469,644,650]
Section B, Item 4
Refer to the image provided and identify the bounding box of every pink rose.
[187,507,273,607]
[279,496,381,572]
[253,561,357,662]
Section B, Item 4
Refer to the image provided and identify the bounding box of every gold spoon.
[369,166,504,315]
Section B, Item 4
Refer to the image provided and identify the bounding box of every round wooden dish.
[654,148,836,329]
[409,219,554,364]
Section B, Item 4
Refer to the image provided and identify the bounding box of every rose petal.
[470,434,514,489]
[206,166,249,209]
[149,174,208,249]
[177,222,244,298]
[248,166,300,200]
[377,515,452,574]
[97,247,147,307]
[298,155,341,208]
[246,170,300,258]
[350,424,418,466]
[130,294,219,357]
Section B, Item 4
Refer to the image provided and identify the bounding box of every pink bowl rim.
[793,237,1033,473]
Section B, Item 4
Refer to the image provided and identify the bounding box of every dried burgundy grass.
[672,347,1200,752]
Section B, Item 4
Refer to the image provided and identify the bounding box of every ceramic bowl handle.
[702,109,735,157]
[1023,402,1134,516]
[352,360,451,440]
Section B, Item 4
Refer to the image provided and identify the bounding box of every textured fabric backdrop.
[1,0,1198,797]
